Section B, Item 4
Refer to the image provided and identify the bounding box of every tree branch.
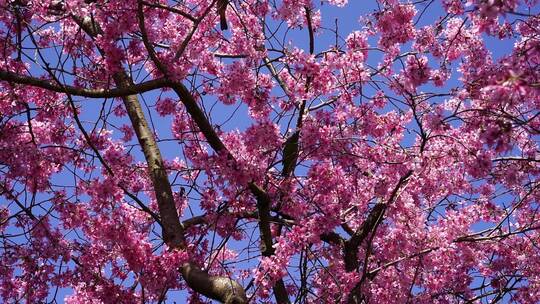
[0,70,171,98]
[248,184,290,302]
[344,170,413,303]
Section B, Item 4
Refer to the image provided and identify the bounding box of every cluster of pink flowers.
[375,3,417,48]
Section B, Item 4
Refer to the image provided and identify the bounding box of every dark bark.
[344,170,413,303]
[0,70,171,98]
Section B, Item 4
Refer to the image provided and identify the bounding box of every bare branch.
[0,70,172,98]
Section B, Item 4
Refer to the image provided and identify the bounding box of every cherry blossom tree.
[1,0,540,303]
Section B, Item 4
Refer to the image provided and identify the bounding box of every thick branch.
[343,202,386,272]
[171,83,227,152]
[0,70,171,98]
[75,8,184,249]
[344,170,413,271]
[344,170,413,303]
[248,183,291,303]
[181,264,247,304]
[281,130,299,177]
[113,71,185,248]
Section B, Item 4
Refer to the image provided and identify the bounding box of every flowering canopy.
[1,0,540,303]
